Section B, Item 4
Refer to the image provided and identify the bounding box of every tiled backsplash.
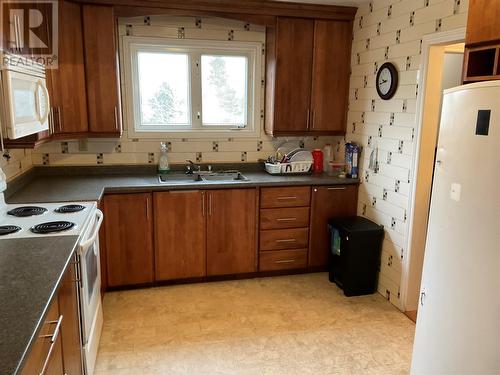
[30,132,343,166]
[348,0,468,308]
[1,149,33,182]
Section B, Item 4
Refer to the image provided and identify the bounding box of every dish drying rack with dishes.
[265,146,313,175]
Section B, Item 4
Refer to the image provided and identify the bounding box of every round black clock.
[376,62,398,100]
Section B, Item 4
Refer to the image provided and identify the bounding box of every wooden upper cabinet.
[269,17,314,134]
[207,189,257,276]
[82,5,122,136]
[310,20,352,134]
[47,0,88,135]
[154,191,206,281]
[103,193,154,287]
[465,0,500,45]
[309,185,358,268]
[266,17,353,136]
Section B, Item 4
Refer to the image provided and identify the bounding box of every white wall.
[347,0,468,308]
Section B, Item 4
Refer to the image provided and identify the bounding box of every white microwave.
[0,55,50,139]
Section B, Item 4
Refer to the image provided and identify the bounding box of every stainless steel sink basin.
[158,171,249,184]
[201,172,249,182]
[158,173,204,184]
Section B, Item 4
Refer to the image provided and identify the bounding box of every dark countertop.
[0,236,79,375]
[5,165,359,204]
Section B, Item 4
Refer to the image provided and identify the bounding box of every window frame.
[122,36,262,139]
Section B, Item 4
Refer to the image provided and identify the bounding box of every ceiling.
[273,0,368,6]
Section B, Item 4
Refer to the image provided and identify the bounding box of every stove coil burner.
[0,225,22,236]
[55,204,86,214]
[7,206,48,217]
[31,221,75,234]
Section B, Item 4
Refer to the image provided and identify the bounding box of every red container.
[312,149,323,173]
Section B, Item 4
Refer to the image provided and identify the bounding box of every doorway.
[401,29,466,322]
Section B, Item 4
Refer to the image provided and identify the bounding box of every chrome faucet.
[185,160,200,175]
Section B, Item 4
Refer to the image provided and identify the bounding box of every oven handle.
[79,209,104,251]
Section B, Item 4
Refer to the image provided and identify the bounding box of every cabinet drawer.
[260,186,311,208]
[259,249,308,271]
[260,207,310,229]
[260,228,309,250]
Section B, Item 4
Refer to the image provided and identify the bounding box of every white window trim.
[122,36,262,139]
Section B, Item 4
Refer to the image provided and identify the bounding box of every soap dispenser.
[158,142,170,174]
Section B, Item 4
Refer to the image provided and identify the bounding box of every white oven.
[77,208,104,375]
[0,54,50,139]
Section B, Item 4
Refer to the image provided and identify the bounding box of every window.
[123,37,261,138]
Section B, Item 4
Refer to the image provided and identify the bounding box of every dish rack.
[265,161,313,175]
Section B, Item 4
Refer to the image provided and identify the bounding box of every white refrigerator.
[411,81,500,374]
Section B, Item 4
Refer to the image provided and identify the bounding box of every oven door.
[78,209,103,343]
[1,69,50,139]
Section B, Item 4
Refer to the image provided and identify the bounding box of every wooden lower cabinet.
[22,259,82,375]
[309,185,358,268]
[154,191,206,280]
[207,189,257,276]
[103,193,154,287]
[21,299,64,375]
[259,249,308,271]
[57,256,83,375]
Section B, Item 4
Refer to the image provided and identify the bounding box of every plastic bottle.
[312,149,323,173]
[158,142,170,174]
[323,144,332,173]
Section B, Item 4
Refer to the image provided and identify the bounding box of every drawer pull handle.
[276,196,297,200]
[275,239,296,243]
[276,218,297,222]
[327,187,346,190]
[39,315,63,375]
[275,259,295,264]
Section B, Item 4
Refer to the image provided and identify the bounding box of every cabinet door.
[310,20,352,134]
[272,17,314,134]
[58,257,83,375]
[104,193,154,286]
[82,5,121,136]
[47,1,88,135]
[309,185,358,267]
[207,189,257,275]
[466,0,500,45]
[154,191,206,280]
[21,299,64,375]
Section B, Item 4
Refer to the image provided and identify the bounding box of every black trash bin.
[328,216,384,296]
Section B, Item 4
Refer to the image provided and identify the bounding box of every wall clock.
[376,62,398,100]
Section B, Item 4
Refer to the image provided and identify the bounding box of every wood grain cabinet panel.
[58,256,83,375]
[82,4,122,136]
[207,189,257,276]
[154,191,206,281]
[47,0,88,136]
[21,299,64,375]
[260,228,309,251]
[310,20,352,133]
[260,207,310,230]
[103,193,154,287]
[260,186,311,208]
[259,249,308,271]
[266,17,353,136]
[466,0,500,45]
[271,17,314,134]
[309,185,358,268]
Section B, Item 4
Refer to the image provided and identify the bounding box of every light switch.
[450,183,461,201]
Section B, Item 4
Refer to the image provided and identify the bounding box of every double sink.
[158,171,249,184]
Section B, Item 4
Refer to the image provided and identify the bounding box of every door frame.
[400,28,466,312]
